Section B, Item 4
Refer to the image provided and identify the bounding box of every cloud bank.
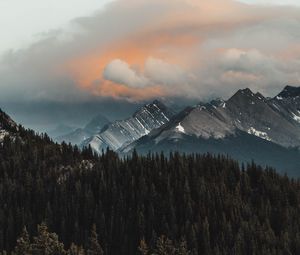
[1,0,300,103]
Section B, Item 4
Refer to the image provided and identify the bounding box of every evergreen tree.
[86,225,103,255]
[0,126,300,254]
[153,236,176,255]
[31,223,66,255]
[14,227,31,255]
[138,239,149,255]
[68,243,86,255]
[176,240,190,255]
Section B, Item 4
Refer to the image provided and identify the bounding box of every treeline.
[0,129,300,254]
[1,222,190,255]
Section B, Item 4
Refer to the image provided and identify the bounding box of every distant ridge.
[119,86,300,176]
[81,100,175,153]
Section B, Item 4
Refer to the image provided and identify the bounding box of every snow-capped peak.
[175,123,185,133]
[276,85,300,99]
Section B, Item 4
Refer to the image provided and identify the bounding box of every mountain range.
[81,100,174,153]
[0,85,300,176]
[54,114,110,145]
[120,86,300,176]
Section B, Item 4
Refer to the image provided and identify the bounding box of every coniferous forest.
[1,127,300,254]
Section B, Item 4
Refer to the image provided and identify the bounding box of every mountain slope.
[0,109,18,141]
[226,88,300,147]
[47,124,76,138]
[56,114,110,145]
[271,85,300,126]
[82,100,175,153]
[123,87,300,149]
[122,130,300,176]
[120,87,300,175]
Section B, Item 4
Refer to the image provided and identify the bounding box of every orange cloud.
[65,27,199,100]
[62,0,300,101]
[94,80,165,101]
[67,31,198,77]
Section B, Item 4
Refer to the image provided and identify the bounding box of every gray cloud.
[1,0,300,130]
[1,0,300,102]
[144,57,192,86]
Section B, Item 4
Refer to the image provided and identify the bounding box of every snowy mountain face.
[0,109,17,142]
[120,86,300,175]
[55,114,110,145]
[271,85,300,125]
[124,87,300,150]
[82,100,175,153]
[226,88,300,148]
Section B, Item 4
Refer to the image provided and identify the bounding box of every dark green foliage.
[86,225,103,255]
[139,236,191,255]
[31,223,66,255]
[3,225,188,255]
[14,227,31,255]
[0,128,300,254]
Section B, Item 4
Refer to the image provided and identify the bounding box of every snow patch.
[135,117,150,135]
[292,112,300,123]
[161,112,169,121]
[198,106,206,110]
[175,123,185,133]
[247,127,271,141]
[0,129,9,142]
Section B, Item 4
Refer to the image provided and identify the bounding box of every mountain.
[0,108,18,141]
[47,124,76,138]
[83,114,110,134]
[120,87,300,176]
[226,88,300,148]
[276,85,300,98]
[56,128,92,145]
[56,114,110,145]
[82,100,175,153]
[272,85,300,126]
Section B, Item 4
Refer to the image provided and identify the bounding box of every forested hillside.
[0,127,300,254]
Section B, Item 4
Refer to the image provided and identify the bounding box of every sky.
[1,0,300,131]
[241,0,300,5]
[0,0,113,54]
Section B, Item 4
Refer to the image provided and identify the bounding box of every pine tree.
[139,239,149,255]
[14,227,31,255]
[86,225,103,255]
[31,222,66,255]
[68,243,86,255]
[176,240,190,255]
[154,236,176,255]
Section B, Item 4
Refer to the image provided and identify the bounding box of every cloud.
[144,57,191,86]
[103,59,149,88]
[240,0,300,6]
[194,47,300,98]
[101,57,195,98]
[1,0,300,104]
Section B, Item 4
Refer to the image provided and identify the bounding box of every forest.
[0,126,300,254]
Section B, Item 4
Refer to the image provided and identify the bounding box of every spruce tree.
[138,239,149,255]
[31,223,66,255]
[14,227,31,255]
[86,225,103,255]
